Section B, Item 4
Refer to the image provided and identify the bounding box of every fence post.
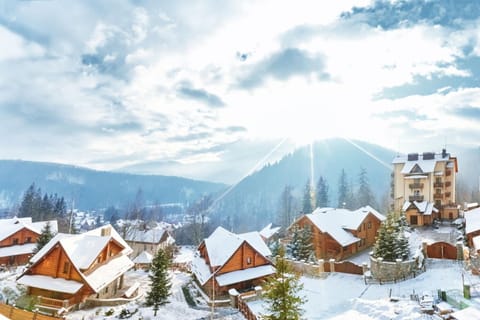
[329,259,335,272]
[318,259,324,274]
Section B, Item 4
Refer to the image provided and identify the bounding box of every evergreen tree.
[302,180,315,214]
[278,185,295,230]
[373,213,410,261]
[356,167,376,208]
[287,225,314,261]
[261,247,306,320]
[316,176,329,208]
[18,183,42,219]
[145,249,172,316]
[287,225,301,259]
[270,240,282,257]
[337,169,349,208]
[34,221,55,254]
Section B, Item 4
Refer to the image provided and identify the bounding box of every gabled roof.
[393,151,454,174]
[402,201,438,215]
[22,225,134,294]
[133,251,153,264]
[124,226,168,244]
[304,206,385,247]
[259,223,281,239]
[192,226,273,286]
[0,217,58,242]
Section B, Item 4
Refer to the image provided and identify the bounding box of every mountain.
[212,138,397,231]
[0,160,226,210]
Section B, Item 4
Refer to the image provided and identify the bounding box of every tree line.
[277,167,378,230]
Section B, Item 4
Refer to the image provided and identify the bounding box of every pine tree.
[337,169,349,208]
[287,225,314,261]
[316,176,329,208]
[287,225,301,259]
[261,247,306,320]
[356,167,376,208]
[34,221,55,254]
[302,180,314,214]
[373,213,410,262]
[146,249,172,316]
[278,185,296,230]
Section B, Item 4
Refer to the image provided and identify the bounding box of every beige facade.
[392,149,458,225]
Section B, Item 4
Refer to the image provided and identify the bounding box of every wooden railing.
[238,291,258,320]
[0,303,63,320]
[434,193,443,199]
[409,183,424,189]
[409,195,424,202]
[434,182,444,188]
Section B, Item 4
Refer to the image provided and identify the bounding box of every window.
[367,222,372,229]
[12,238,18,245]
[63,262,70,274]
[25,237,32,243]
[247,257,252,265]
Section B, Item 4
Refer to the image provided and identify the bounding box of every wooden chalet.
[291,206,385,261]
[0,217,58,266]
[191,227,275,298]
[16,225,134,314]
[125,225,175,259]
[465,208,480,249]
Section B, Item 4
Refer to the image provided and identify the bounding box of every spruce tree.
[316,176,329,208]
[262,247,306,320]
[302,180,314,214]
[357,167,376,208]
[373,213,410,261]
[297,227,314,262]
[287,225,301,259]
[278,185,295,230]
[337,169,349,208]
[146,249,172,316]
[34,221,55,254]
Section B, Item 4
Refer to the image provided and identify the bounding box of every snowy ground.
[249,260,477,319]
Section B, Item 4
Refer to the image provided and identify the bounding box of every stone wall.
[369,256,423,282]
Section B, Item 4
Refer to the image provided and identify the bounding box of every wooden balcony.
[445,192,451,198]
[434,193,443,199]
[409,195,424,202]
[409,183,424,189]
[445,181,451,187]
[434,182,444,188]
[446,170,451,176]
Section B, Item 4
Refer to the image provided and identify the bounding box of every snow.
[204,227,243,267]
[191,254,212,285]
[133,251,153,264]
[0,218,57,241]
[173,246,195,264]
[465,208,480,234]
[62,235,111,269]
[403,201,437,215]
[260,223,280,239]
[85,224,133,256]
[450,306,480,319]
[125,226,167,243]
[16,274,83,294]
[238,231,271,258]
[0,243,36,258]
[216,265,275,286]
[249,260,466,319]
[85,255,134,292]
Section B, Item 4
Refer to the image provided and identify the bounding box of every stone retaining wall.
[369,256,423,282]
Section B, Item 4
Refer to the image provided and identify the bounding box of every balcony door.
[410,215,418,225]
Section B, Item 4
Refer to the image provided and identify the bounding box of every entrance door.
[410,215,418,225]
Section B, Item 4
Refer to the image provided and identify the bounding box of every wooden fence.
[426,242,457,260]
[334,260,363,275]
[237,293,257,320]
[0,303,63,320]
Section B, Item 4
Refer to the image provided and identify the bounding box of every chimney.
[101,225,111,237]
[442,148,447,158]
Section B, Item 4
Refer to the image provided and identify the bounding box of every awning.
[216,265,275,286]
[17,274,82,294]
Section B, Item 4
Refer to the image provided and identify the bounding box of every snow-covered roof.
[133,251,153,264]
[125,226,167,244]
[191,254,212,285]
[402,201,438,215]
[465,207,480,234]
[238,231,271,258]
[62,235,111,269]
[0,218,58,241]
[84,224,132,255]
[305,206,385,247]
[17,274,83,294]
[473,236,480,253]
[215,265,275,286]
[0,243,36,258]
[403,175,428,179]
[259,223,280,239]
[84,255,134,292]
[393,152,450,174]
[450,306,480,320]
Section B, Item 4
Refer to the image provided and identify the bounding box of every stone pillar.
[228,288,239,308]
[318,259,324,273]
[422,241,428,258]
[362,262,369,275]
[329,258,335,272]
[457,241,464,260]
[254,286,262,298]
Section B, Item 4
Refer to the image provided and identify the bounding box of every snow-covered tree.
[356,167,376,208]
[261,247,306,320]
[278,185,296,230]
[373,213,410,261]
[302,180,315,214]
[287,225,314,262]
[33,221,55,254]
[145,249,172,316]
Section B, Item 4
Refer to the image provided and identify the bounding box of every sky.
[2,0,480,183]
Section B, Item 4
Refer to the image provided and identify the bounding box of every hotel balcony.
[409,183,424,189]
[445,181,451,187]
[409,195,424,202]
[434,182,444,188]
[434,193,443,199]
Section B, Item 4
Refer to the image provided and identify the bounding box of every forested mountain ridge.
[0,160,226,210]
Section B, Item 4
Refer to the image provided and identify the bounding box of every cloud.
[341,0,480,30]
[177,85,226,108]
[375,110,431,121]
[238,48,329,89]
[451,106,480,120]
